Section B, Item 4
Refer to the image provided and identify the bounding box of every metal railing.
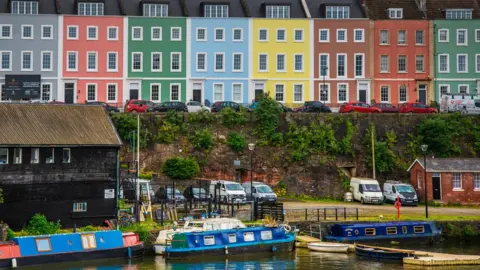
[284,207,359,222]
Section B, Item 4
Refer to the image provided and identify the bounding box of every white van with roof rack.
[350,178,383,205]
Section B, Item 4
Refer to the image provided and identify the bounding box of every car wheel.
[408,111,413,115]
[131,110,138,113]
[360,198,364,204]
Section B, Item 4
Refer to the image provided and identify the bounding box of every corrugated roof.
[0,104,122,146]
[408,158,480,172]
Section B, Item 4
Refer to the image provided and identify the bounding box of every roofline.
[407,158,423,172]
[0,144,121,147]
[426,170,480,173]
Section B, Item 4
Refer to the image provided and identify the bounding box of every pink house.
[62,16,124,106]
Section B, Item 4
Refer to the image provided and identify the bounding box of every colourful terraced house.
[251,1,311,105]
[188,1,250,104]
[125,0,187,103]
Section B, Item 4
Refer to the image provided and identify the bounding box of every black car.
[148,101,188,112]
[210,101,243,112]
[183,187,209,202]
[85,101,119,113]
[295,101,331,113]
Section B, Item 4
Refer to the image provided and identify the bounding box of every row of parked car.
[350,178,419,206]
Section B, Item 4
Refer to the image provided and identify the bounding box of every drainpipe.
[300,0,311,18]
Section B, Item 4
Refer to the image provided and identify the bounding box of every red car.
[339,102,382,113]
[125,99,155,113]
[372,103,400,113]
[399,103,437,114]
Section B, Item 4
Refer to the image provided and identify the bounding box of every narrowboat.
[324,221,441,242]
[0,230,143,268]
[164,225,296,259]
[355,244,415,260]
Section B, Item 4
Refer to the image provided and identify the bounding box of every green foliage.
[162,157,200,180]
[226,132,247,152]
[270,132,284,147]
[187,110,215,125]
[417,118,460,157]
[111,114,137,142]
[7,228,15,240]
[220,107,248,128]
[0,187,3,204]
[78,225,100,232]
[285,122,339,161]
[190,129,215,150]
[253,94,283,146]
[463,225,477,237]
[25,214,61,235]
[118,199,126,209]
[165,110,184,126]
[338,169,350,190]
[339,120,355,156]
[120,163,129,169]
[364,124,397,173]
[155,121,181,144]
[139,172,153,179]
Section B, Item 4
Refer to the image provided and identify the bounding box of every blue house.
[188,1,250,105]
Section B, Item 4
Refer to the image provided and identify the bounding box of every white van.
[350,178,383,204]
[383,180,418,206]
[440,94,480,114]
[209,180,246,204]
[242,182,277,204]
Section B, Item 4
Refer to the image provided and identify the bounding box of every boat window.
[228,234,237,243]
[35,238,52,252]
[81,234,97,249]
[243,232,254,242]
[414,226,425,234]
[402,226,407,234]
[261,231,273,240]
[386,227,397,235]
[365,228,376,236]
[204,236,215,246]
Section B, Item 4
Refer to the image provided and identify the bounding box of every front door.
[358,83,368,103]
[254,83,264,101]
[129,83,139,100]
[432,174,441,200]
[64,83,75,104]
[419,84,427,104]
[192,83,202,103]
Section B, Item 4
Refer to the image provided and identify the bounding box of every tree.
[162,157,200,180]
[254,93,283,145]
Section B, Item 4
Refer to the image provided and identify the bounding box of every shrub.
[270,132,284,147]
[155,121,181,144]
[188,110,215,125]
[162,157,200,180]
[417,118,460,157]
[190,129,215,150]
[165,110,184,126]
[253,94,283,145]
[7,228,15,240]
[220,108,248,128]
[226,132,247,152]
[363,123,397,173]
[339,120,355,156]
[111,114,137,142]
[78,225,99,232]
[139,172,153,179]
[25,214,61,235]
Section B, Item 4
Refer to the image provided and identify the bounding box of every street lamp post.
[421,144,429,219]
[248,143,255,220]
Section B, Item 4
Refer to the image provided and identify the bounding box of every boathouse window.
[243,232,254,242]
[31,148,39,164]
[45,148,54,164]
[13,148,22,164]
[228,234,237,243]
[204,236,215,246]
[81,234,97,249]
[365,228,376,236]
[73,202,87,212]
[35,238,52,252]
[62,148,71,163]
[402,226,407,234]
[386,227,397,235]
[261,231,273,240]
[0,148,8,164]
[414,226,425,234]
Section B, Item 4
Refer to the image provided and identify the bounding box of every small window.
[243,232,254,242]
[62,148,71,163]
[294,29,303,42]
[259,29,268,41]
[204,235,215,245]
[214,28,225,41]
[46,148,54,164]
[171,27,181,41]
[81,234,96,249]
[30,148,39,164]
[414,226,425,234]
[402,226,407,234]
[365,228,376,236]
[73,202,87,212]
[13,148,22,164]
[87,26,98,40]
[261,231,272,240]
[386,227,397,235]
[228,234,237,243]
[35,238,52,252]
[132,27,143,40]
[67,26,78,39]
[276,29,286,42]
[196,28,206,41]
[388,8,403,19]
[22,25,33,39]
[42,25,53,39]
[0,148,8,164]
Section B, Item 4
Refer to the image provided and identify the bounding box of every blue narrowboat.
[324,221,441,242]
[165,226,296,259]
[0,230,143,268]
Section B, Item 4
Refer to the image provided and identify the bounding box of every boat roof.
[180,225,274,236]
[332,221,435,228]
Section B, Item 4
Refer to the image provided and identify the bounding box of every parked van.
[440,94,480,114]
[209,180,246,204]
[383,180,418,206]
[242,182,277,204]
[350,178,383,204]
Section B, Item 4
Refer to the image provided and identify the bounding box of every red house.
[408,158,480,204]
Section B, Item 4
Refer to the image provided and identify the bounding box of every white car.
[186,101,211,112]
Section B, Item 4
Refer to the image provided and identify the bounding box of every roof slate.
[246,0,307,18]
[409,158,480,172]
[0,104,122,146]
[121,0,186,17]
[424,0,480,19]
[58,0,123,15]
[364,0,426,20]
[184,0,247,17]
[0,0,58,14]
[307,0,367,19]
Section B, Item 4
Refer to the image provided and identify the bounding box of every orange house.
[62,16,124,106]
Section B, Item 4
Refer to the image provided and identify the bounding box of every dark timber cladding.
[0,104,122,230]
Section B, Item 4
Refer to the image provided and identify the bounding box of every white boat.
[153,218,246,255]
[307,242,350,253]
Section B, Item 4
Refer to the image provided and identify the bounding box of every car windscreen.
[256,185,273,193]
[396,185,415,193]
[362,184,381,192]
[225,184,244,191]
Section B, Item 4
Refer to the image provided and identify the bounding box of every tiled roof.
[0,0,58,14]
[58,0,123,15]
[424,0,480,19]
[184,0,248,17]
[121,0,186,17]
[408,158,480,172]
[246,0,307,18]
[364,0,426,20]
[0,104,122,146]
[307,0,367,19]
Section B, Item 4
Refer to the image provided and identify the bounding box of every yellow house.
[251,18,311,106]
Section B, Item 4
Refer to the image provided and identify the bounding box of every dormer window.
[266,5,290,18]
[326,6,349,19]
[204,5,229,18]
[388,8,403,19]
[143,3,168,17]
[446,9,473,20]
[11,1,38,15]
[78,2,104,16]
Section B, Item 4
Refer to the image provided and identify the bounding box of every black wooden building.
[0,104,122,230]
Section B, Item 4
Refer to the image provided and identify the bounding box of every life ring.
[283,224,292,233]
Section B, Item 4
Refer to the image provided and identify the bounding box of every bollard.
[323,208,326,220]
[335,208,338,221]
[305,209,308,221]
[12,258,17,268]
[356,208,359,220]
[160,201,164,226]
[317,209,320,222]
[344,207,347,220]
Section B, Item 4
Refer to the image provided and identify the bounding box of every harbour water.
[18,240,480,270]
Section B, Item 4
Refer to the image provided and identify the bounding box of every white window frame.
[212,83,224,102]
[41,51,53,71]
[276,28,286,42]
[266,5,290,19]
[21,24,33,40]
[67,51,78,72]
[380,30,389,45]
[41,83,52,101]
[232,53,243,72]
[415,30,425,45]
[132,52,143,72]
[107,26,118,41]
[274,83,285,103]
[258,28,268,42]
[399,85,408,103]
[86,26,98,41]
[30,148,39,164]
[326,6,350,19]
[458,84,469,94]
[294,54,304,72]
[474,173,480,190]
[21,50,33,71]
[354,29,365,43]
[294,29,304,42]
[439,84,450,99]
[0,148,8,164]
[150,83,161,102]
[41,25,53,40]
[67,25,78,40]
[196,52,207,72]
[11,1,39,15]
[132,27,143,41]
[151,52,162,72]
[196,28,207,41]
[171,27,182,41]
[380,55,389,73]
[438,29,449,43]
[231,83,243,103]
[319,53,330,79]
[170,52,181,72]
[13,148,22,164]
[204,4,229,18]
[397,30,407,45]
[0,24,12,39]
[457,29,468,46]
[214,52,225,72]
[232,28,243,42]
[78,2,104,16]
[336,53,347,78]
[143,3,169,17]
[415,55,425,73]
[476,29,480,42]
[336,29,347,43]
[86,51,98,72]
[106,83,118,103]
[319,83,331,103]
[438,54,450,73]
[214,28,225,42]
[319,29,329,43]
[457,54,468,73]
[258,53,268,72]
[276,53,286,72]
[452,172,463,190]
[62,148,71,164]
[107,52,118,72]
[380,85,390,103]
[151,27,162,41]
[292,84,304,103]
[0,51,12,71]
[354,53,365,78]
[476,54,480,73]
[398,55,407,73]
[337,83,349,103]
[388,8,403,19]
[86,83,98,101]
